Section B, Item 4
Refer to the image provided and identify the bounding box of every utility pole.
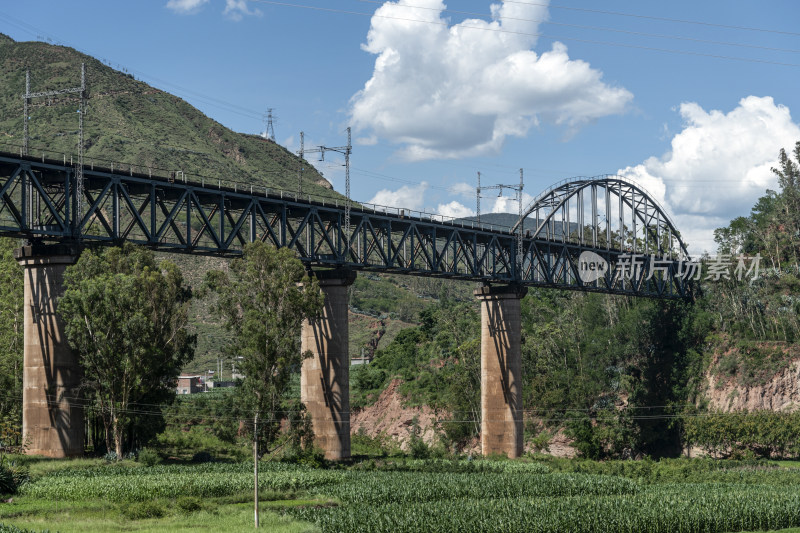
[23,70,29,156]
[253,413,259,528]
[476,169,524,277]
[77,63,86,237]
[476,171,481,223]
[517,168,524,277]
[345,127,351,250]
[297,131,304,194]
[302,128,353,250]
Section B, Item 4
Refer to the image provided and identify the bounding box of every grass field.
[3,456,800,532]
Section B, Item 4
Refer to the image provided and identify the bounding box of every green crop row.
[542,456,800,485]
[350,458,551,475]
[21,466,343,502]
[290,483,800,533]
[42,460,314,479]
[17,458,800,532]
[324,471,639,505]
[0,525,35,533]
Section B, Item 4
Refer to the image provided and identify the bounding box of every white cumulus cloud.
[437,200,474,219]
[490,192,535,214]
[166,0,209,13]
[350,0,632,160]
[223,0,261,20]
[618,96,800,255]
[368,183,429,211]
[448,182,476,198]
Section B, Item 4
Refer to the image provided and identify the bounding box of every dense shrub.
[0,466,12,495]
[191,451,214,463]
[121,500,166,520]
[137,448,161,467]
[176,495,203,512]
[684,410,800,458]
[0,457,27,495]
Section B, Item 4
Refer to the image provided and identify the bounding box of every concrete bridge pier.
[300,268,356,460]
[475,284,528,458]
[14,244,83,457]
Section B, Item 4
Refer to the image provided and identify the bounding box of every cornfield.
[15,459,800,532]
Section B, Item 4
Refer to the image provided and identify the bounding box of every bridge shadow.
[485,298,515,418]
[27,263,82,457]
[308,290,349,453]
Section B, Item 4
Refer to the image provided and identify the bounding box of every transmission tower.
[22,63,88,237]
[263,108,276,141]
[77,63,86,238]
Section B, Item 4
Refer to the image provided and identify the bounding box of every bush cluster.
[0,457,28,495]
[684,410,800,458]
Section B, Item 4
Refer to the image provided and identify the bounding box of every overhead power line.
[353,0,800,55]
[0,3,793,213]
[2,390,786,426]
[0,11,264,122]
[250,0,800,68]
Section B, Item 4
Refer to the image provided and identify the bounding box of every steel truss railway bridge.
[1,151,694,459]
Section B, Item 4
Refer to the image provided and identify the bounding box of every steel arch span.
[513,175,689,259]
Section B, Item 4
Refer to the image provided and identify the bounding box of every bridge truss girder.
[0,154,693,298]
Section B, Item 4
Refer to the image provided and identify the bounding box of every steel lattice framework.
[0,153,694,298]
[513,175,689,257]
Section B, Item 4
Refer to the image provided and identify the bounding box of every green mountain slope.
[0,34,335,197]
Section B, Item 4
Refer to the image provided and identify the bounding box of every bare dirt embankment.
[705,356,800,411]
[351,378,578,456]
[699,337,800,411]
[534,430,577,458]
[350,379,439,450]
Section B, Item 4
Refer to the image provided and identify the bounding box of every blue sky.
[2,0,799,253]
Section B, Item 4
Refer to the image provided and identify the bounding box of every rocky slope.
[705,350,800,412]
[699,334,800,412]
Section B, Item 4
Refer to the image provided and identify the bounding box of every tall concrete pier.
[15,244,83,457]
[475,284,527,458]
[300,268,356,460]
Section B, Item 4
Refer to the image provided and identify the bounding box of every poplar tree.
[204,242,323,454]
[205,242,322,528]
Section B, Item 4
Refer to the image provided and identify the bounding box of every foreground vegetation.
[3,456,800,532]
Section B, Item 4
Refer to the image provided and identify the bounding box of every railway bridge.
[0,152,693,459]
